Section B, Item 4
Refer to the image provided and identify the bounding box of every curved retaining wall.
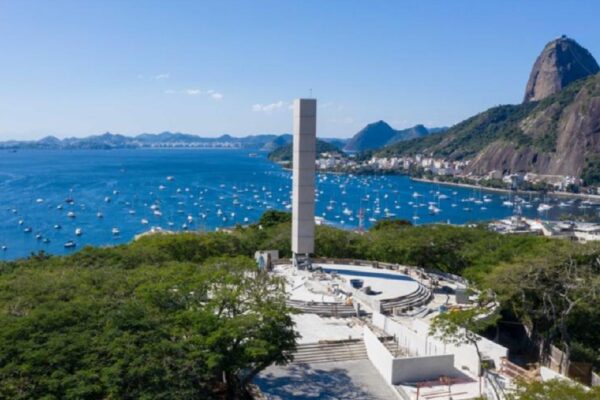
[279,257,436,315]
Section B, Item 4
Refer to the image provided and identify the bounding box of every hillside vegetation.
[343,121,432,152]
[1,212,599,398]
[267,139,342,163]
[375,74,600,181]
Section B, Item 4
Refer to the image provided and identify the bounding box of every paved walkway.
[254,359,398,400]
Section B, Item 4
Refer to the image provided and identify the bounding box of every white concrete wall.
[372,313,447,358]
[540,366,568,382]
[391,355,455,383]
[363,326,393,382]
[477,333,510,371]
[364,326,457,385]
[372,312,508,376]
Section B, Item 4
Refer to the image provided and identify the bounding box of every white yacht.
[537,203,552,212]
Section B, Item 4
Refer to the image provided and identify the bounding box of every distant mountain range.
[343,121,444,152]
[265,120,444,162]
[0,131,354,154]
[0,132,349,152]
[0,132,279,150]
[374,36,600,185]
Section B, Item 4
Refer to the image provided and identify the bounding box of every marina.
[1,148,600,260]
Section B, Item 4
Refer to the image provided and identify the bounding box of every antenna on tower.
[309,88,313,98]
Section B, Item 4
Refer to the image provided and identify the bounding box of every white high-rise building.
[291,98,316,259]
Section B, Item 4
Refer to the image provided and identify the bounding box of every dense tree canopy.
[0,255,297,399]
[509,378,600,400]
[1,214,600,397]
[489,247,600,368]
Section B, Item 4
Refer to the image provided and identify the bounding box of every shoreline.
[410,177,600,201]
[274,159,600,201]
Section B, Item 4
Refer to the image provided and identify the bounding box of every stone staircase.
[381,337,407,358]
[291,340,368,364]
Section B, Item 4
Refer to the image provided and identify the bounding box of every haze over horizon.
[1,0,599,140]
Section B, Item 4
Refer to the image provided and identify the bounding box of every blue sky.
[1,0,599,140]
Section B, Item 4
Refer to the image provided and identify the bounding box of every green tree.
[0,256,297,400]
[509,378,600,400]
[489,249,600,365]
[370,219,412,230]
[430,304,500,395]
[256,210,291,228]
[196,257,298,397]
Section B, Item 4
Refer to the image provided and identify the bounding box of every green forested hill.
[342,121,432,152]
[374,74,600,182]
[267,139,342,163]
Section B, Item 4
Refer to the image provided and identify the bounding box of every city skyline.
[1,1,600,140]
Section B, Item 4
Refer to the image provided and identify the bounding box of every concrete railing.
[593,371,600,387]
[274,257,419,274]
[484,370,508,400]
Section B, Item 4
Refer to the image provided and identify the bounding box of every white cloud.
[162,87,223,100]
[330,116,355,124]
[252,101,288,113]
[155,73,170,80]
[320,102,344,111]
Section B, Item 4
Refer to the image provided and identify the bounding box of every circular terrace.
[272,259,434,317]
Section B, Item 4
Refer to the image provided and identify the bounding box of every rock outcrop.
[375,36,600,184]
[523,35,599,103]
[376,73,600,182]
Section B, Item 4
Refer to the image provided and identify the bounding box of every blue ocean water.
[0,149,597,260]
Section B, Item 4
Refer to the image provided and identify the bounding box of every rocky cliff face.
[523,36,599,103]
[377,72,600,182]
[468,75,600,177]
[376,36,600,184]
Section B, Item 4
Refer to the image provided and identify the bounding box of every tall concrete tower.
[291,98,316,266]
